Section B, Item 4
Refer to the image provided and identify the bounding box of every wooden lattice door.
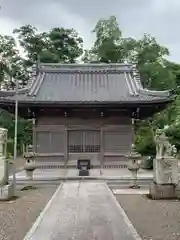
[68,130,100,153]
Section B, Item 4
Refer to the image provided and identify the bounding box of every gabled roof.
[0,63,172,106]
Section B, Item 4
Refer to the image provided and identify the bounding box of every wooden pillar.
[32,118,36,152]
[64,126,68,167]
[131,117,135,144]
[100,127,104,168]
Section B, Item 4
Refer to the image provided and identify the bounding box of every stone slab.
[114,189,149,195]
[149,182,176,200]
[24,181,141,240]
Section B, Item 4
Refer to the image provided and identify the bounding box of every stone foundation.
[0,184,13,200]
[149,182,176,200]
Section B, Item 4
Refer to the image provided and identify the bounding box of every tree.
[83,16,136,63]
[13,25,83,64]
[47,28,83,63]
[0,35,20,89]
[13,25,48,65]
[92,16,123,63]
[84,16,176,90]
[132,34,175,90]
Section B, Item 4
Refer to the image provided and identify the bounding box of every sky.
[0,0,180,62]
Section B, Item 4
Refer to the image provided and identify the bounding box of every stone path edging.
[23,183,63,240]
[105,184,142,240]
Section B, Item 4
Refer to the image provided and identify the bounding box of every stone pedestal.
[25,169,34,180]
[129,169,140,189]
[0,184,13,200]
[149,182,176,199]
[24,151,36,180]
[153,157,178,185]
[150,156,179,199]
[24,162,36,180]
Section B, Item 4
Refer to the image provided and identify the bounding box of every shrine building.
[0,63,172,168]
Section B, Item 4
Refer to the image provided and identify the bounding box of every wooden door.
[68,130,100,153]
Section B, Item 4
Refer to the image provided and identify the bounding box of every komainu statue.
[154,128,176,159]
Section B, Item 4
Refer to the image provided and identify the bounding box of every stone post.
[0,128,13,200]
[0,128,8,185]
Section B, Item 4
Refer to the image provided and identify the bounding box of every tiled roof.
[0,63,172,105]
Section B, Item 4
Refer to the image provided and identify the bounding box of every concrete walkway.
[24,181,141,240]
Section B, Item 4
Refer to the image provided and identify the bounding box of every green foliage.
[0,110,32,156]
[135,124,156,156]
[141,156,154,170]
[13,25,83,65]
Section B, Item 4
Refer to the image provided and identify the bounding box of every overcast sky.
[0,0,180,62]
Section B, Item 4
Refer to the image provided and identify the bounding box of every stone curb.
[9,176,153,182]
[23,183,63,240]
[105,183,142,240]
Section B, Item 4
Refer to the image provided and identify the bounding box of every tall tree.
[87,16,136,63]
[84,16,176,90]
[83,16,137,63]
[0,34,27,89]
[13,25,48,65]
[132,34,174,90]
[47,28,83,63]
[13,25,83,64]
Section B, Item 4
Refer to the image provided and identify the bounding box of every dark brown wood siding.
[103,125,132,154]
[34,115,132,166]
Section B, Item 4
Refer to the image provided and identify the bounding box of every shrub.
[135,125,156,156]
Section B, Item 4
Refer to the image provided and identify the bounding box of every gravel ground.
[116,194,180,240]
[0,185,58,240]
[9,157,25,175]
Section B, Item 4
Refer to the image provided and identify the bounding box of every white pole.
[12,78,18,195]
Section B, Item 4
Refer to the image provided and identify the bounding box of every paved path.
[24,181,141,240]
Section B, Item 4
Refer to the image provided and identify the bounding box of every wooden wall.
[34,114,133,167]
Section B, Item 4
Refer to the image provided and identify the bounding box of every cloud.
[0,0,179,61]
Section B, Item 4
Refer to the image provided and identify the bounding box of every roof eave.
[0,97,172,107]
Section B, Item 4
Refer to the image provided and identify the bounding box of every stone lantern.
[127,144,141,189]
[24,145,36,180]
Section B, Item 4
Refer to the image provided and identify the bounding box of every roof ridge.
[28,73,43,96]
[39,63,133,73]
[39,68,132,74]
[139,89,170,97]
[39,63,133,67]
[126,72,138,96]
[124,72,134,96]
[33,72,45,96]
[131,65,143,90]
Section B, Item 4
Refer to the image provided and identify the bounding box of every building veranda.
[0,63,172,168]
